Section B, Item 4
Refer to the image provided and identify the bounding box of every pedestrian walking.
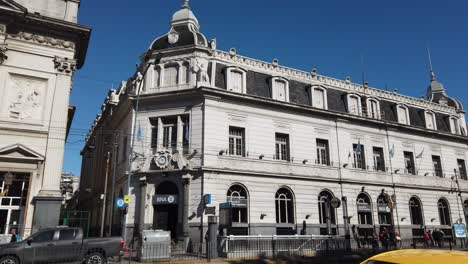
[379,228,389,251]
[423,230,431,248]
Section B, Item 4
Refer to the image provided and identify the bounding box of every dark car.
[0,227,124,264]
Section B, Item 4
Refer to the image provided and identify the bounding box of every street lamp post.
[100,151,111,237]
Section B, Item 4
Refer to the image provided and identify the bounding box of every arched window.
[180,62,190,84]
[275,187,294,224]
[397,104,410,125]
[377,194,392,226]
[409,197,423,225]
[367,98,380,119]
[357,193,373,225]
[226,184,248,223]
[311,86,328,109]
[425,110,437,130]
[164,64,178,86]
[318,190,336,225]
[347,94,362,115]
[226,67,247,94]
[271,77,289,102]
[438,198,451,226]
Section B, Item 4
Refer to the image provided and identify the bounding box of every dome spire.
[427,46,436,81]
[182,0,190,9]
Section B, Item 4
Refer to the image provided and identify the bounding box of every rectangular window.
[275,80,287,102]
[458,159,467,180]
[398,106,409,125]
[372,147,385,171]
[228,127,245,157]
[316,139,330,165]
[151,126,158,148]
[182,116,190,154]
[368,100,379,119]
[162,117,178,152]
[349,96,360,115]
[275,133,290,161]
[313,88,325,109]
[425,112,436,130]
[404,151,416,175]
[164,65,178,86]
[432,155,443,177]
[353,143,366,169]
[230,71,243,93]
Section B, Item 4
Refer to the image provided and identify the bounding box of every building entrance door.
[0,210,7,234]
[153,181,179,239]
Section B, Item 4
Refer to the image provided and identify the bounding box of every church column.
[33,57,76,230]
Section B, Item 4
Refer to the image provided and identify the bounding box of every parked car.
[0,227,124,264]
[361,249,468,264]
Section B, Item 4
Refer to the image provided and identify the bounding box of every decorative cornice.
[0,44,7,64]
[213,50,457,114]
[9,31,76,50]
[53,56,77,74]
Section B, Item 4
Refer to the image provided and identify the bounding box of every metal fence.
[1,236,466,263]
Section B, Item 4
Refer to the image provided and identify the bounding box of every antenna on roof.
[427,45,435,81]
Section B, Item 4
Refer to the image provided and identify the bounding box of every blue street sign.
[454,224,466,238]
[204,194,212,205]
[116,198,125,209]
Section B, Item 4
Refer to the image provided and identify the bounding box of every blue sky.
[63,0,468,175]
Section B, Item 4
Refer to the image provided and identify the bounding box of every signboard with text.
[454,224,466,238]
[153,194,178,205]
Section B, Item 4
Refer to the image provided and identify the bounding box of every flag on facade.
[356,139,362,155]
[416,148,424,159]
[136,122,142,142]
[389,144,395,158]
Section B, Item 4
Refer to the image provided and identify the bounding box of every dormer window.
[271,77,289,102]
[366,98,380,119]
[347,94,362,115]
[311,86,328,109]
[226,67,247,94]
[449,116,460,134]
[397,104,410,125]
[424,110,437,130]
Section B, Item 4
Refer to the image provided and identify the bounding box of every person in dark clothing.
[9,229,20,243]
[432,229,444,248]
[352,225,361,248]
[379,228,389,250]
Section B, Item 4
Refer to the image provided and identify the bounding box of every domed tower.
[426,67,467,135]
[150,0,209,51]
[136,0,213,94]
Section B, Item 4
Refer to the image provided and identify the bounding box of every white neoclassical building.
[79,1,468,245]
[0,0,90,236]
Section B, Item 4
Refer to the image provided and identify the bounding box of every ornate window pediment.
[0,144,44,162]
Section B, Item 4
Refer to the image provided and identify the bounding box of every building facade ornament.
[53,56,77,74]
[192,57,210,85]
[153,150,173,169]
[8,75,45,120]
[9,32,76,50]
[0,44,7,64]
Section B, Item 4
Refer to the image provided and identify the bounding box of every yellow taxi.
[361,249,468,264]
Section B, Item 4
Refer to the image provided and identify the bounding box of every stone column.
[33,57,76,230]
[182,173,191,238]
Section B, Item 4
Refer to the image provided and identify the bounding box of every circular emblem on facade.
[330,197,341,208]
[168,32,179,44]
[153,150,172,169]
[168,195,175,203]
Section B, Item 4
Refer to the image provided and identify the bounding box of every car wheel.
[86,252,106,264]
[0,256,19,264]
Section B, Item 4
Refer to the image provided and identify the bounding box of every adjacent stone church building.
[0,0,90,236]
[79,1,468,245]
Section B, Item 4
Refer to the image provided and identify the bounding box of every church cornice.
[0,8,91,68]
[213,49,457,115]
